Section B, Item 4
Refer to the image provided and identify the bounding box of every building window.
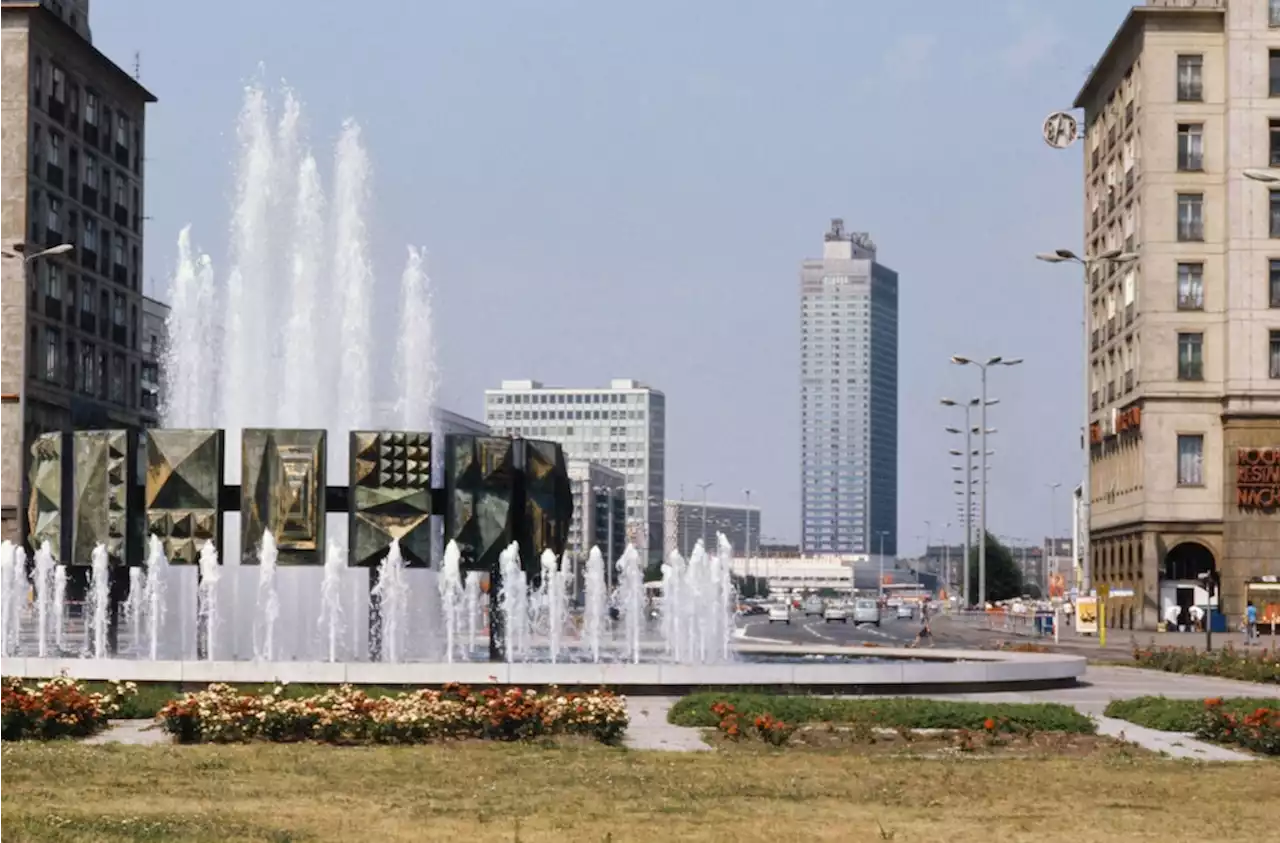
[1178,332,1204,381]
[1177,123,1203,171]
[1272,120,1280,168]
[80,345,93,393]
[1177,263,1204,310]
[83,217,97,252]
[44,263,61,301]
[51,66,64,103]
[1273,51,1280,97]
[81,282,92,314]
[113,293,125,327]
[1177,434,1204,486]
[1273,0,1280,27]
[1272,260,1280,308]
[115,114,127,148]
[114,178,125,208]
[113,237,125,268]
[48,132,62,168]
[1177,193,1204,241]
[1272,331,1280,379]
[84,156,97,189]
[84,91,98,126]
[45,329,60,381]
[1177,55,1203,102]
[1273,191,1280,238]
[46,197,61,234]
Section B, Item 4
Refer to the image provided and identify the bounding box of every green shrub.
[1195,699,1280,756]
[669,693,1095,734]
[1131,646,1280,685]
[1104,696,1280,732]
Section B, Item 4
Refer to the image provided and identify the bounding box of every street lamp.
[1035,248,1137,595]
[942,397,981,606]
[950,356,1022,608]
[742,489,754,579]
[1046,481,1062,591]
[696,482,713,550]
[2,242,75,540]
[875,529,890,597]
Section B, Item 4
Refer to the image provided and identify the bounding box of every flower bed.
[156,683,628,745]
[1104,695,1280,732]
[1131,645,1279,685]
[1194,698,1280,756]
[2,676,137,741]
[670,693,1095,734]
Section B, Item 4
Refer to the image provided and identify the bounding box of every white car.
[896,603,915,620]
[802,596,825,617]
[767,604,793,625]
[823,604,849,623]
[852,598,881,627]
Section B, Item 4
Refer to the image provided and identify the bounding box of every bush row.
[157,683,629,745]
[1131,646,1280,685]
[1196,699,1280,755]
[669,692,1096,734]
[2,677,137,741]
[1104,695,1280,732]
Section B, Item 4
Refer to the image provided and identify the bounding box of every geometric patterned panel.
[523,438,573,564]
[349,430,432,568]
[444,434,515,573]
[241,428,326,565]
[72,430,131,566]
[26,432,66,559]
[145,429,224,565]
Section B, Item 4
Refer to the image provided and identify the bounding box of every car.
[802,596,825,617]
[823,604,849,623]
[896,603,915,620]
[767,604,793,624]
[852,598,881,627]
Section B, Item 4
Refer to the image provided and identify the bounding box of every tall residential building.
[1076,0,1280,631]
[484,378,665,564]
[662,499,760,561]
[139,294,167,426]
[799,219,898,556]
[566,459,625,566]
[1,0,157,543]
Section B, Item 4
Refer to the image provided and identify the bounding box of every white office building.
[663,499,760,560]
[484,378,665,564]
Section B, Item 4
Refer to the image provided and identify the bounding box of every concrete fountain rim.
[3,644,1085,695]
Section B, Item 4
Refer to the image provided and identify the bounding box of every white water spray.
[87,544,110,658]
[464,571,481,655]
[439,541,464,663]
[32,541,56,658]
[318,541,346,663]
[197,541,221,661]
[615,545,645,664]
[125,568,144,656]
[498,543,528,663]
[583,547,607,663]
[372,540,409,663]
[143,535,169,661]
[253,530,279,662]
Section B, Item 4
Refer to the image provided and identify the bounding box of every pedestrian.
[912,611,934,648]
[1246,600,1259,645]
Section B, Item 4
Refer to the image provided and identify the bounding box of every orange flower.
[1204,697,1223,708]
[983,718,996,731]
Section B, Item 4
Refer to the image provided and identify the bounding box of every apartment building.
[1,0,157,542]
[483,379,665,564]
[662,498,760,560]
[1077,0,1280,630]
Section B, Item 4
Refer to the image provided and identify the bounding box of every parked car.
[852,598,881,627]
[802,596,825,617]
[768,604,793,625]
[823,603,849,623]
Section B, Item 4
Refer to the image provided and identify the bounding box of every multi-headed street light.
[950,356,1022,607]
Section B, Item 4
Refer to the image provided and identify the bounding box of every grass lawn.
[1104,696,1280,732]
[3,742,1277,843]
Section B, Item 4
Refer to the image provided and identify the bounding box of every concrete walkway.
[623,696,710,752]
[83,719,170,746]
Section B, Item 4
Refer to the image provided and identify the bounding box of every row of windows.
[31,53,143,176]
[29,324,138,408]
[489,409,646,422]
[1172,331,1280,380]
[489,392,647,406]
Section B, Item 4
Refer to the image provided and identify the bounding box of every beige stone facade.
[1077,0,1280,630]
[1,2,155,544]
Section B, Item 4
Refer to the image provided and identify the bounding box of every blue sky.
[92,0,1134,551]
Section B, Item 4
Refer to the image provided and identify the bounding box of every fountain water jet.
[253,531,279,662]
[371,540,409,663]
[124,568,144,656]
[438,541,463,663]
[463,571,481,655]
[318,542,345,663]
[32,542,56,658]
[86,544,110,659]
[615,545,645,665]
[0,541,24,657]
[583,547,607,663]
[498,543,529,663]
[143,536,170,661]
[197,541,221,661]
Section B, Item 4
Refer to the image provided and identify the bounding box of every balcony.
[1124,370,1134,393]
[1092,148,1100,170]
[1107,318,1117,339]
[1091,330,1101,351]
[1125,169,1134,192]
[1125,302,1135,323]
[1124,100,1134,126]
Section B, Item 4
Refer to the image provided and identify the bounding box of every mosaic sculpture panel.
[444,435,515,572]
[523,439,573,562]
[349,430,432,567]
[145,429,224,565]
[242,428,326,565]
[72,430,131,565]
[26,432,66,558]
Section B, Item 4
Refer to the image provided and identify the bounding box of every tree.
[967,532,1023,605]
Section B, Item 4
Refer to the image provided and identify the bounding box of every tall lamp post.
[950,355,1022,608]
[1035,248,1136,594]
[2,242,75,540]
[1046,481,1062,592]
[696,482,713,550]
[942,397,980,606]
[743,488,754,579]
[875,529,890,597]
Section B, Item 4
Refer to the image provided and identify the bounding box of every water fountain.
[253,531,280,662]
[1,541,25,657]
[498,543,529,663]
[615,546,645,665]
[463,571,481,655]
[52,564,67,653]
[318,542,345,664]
[438,542,463,663]
[32,542,55,658]
[124,568,144,656]
[583,547,607,663]
[197,542,221,661]
[143,536,169,661]
[86,544,110,659]
[371,540,409,664]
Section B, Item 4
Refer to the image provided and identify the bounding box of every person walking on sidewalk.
[1245,601,1259,645]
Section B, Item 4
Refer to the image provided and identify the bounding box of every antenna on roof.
[133,51,141,80]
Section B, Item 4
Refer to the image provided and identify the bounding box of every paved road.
[740,612,924,647]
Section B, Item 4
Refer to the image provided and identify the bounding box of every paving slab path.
[622,696,711,752]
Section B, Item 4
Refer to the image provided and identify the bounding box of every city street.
[739,612,925,647]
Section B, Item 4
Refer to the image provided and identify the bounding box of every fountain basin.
[2,645,1084,695]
